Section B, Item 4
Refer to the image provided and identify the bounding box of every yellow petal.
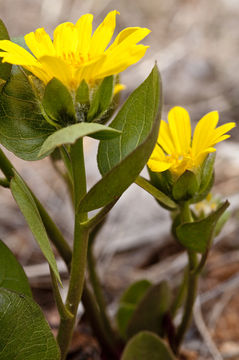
[76,14,93,56]
[0,39,37,65]
[192,111,219,157]
[25,28,55,59]
[89,10,119,57]
[168,106,191,154]
[157,120,175,154]
[147,145,172,172]
[26,65,52,84]
[96,44,149,78]
[211,122,236,144]
[148,158,172,172]
[107,27,151,52]
[38,55,73,89]
[194,147,216,167]
[53,22,79,58]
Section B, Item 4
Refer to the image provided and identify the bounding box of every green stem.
[170,269,188,319]
[179,201,193,223]
[57,138,89,360]
[174,202,198,354]
[0,147,14,180]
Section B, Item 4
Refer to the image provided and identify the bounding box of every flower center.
[61,51,91,67]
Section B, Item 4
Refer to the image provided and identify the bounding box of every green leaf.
[116,280,152,339]
[87,76,114,122]
[135,176,177,210]
[126,281,171,339]
[0,288,60,360]
[38,123,122,157]
[0,239,32,297]
[172,170,199,201]
[78,65,161,212]
[0,19,12,81]
[10,171,61,284]
[0,66,55,160]
[121,331,176,360]
[42,78,75,125]
[176,201,229,253]
[120,280,152,304]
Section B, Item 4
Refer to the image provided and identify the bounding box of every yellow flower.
[148,106,236,177]
[0,11,150,91]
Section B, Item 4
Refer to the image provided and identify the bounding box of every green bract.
[87,75,114,122]
[42,78,76,126]
[172,170,199,201]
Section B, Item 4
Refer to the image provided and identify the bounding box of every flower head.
[0,11,150,91]
[148,106,235,177]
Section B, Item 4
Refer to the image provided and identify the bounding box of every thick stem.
[57,138,89,360]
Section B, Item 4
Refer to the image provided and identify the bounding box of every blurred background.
[1,1,239,359]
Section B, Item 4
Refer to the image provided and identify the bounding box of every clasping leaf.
[176,200,229,253]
